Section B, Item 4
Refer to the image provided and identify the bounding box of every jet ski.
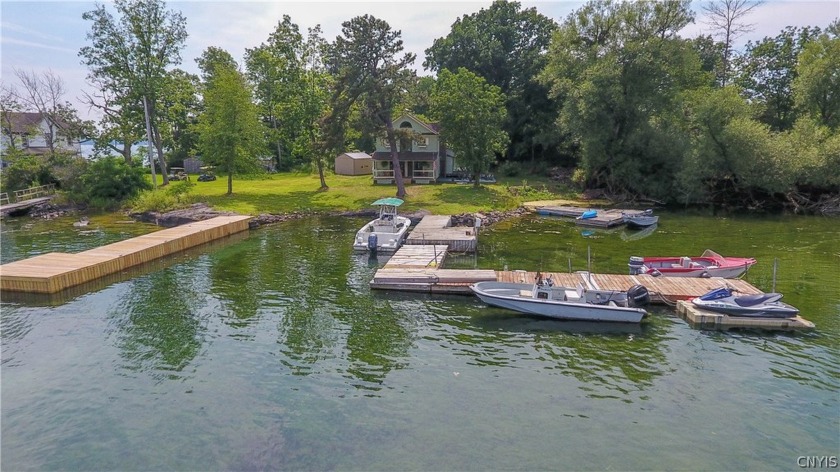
[692,286,799,318]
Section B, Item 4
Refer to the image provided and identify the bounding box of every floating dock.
[0,215,251,294]
[535,206,630,228]
[676,300,814,330]
[371,245,814,330]
[405,215,477,252]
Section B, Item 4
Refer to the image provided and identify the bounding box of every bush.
[129,180,196,213]
[497,161,522,177]
[80,157,152,209]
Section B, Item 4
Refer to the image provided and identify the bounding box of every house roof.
[394,113,439,135]
[373,151,438,162]
[340,152,372,160]
[2,111,71,133]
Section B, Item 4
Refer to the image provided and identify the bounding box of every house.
[335,151,372,175]
[372,113,455,184]
[0,112,81,156]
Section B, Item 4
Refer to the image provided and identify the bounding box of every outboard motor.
[626,284,650,307]
[367,233,378,252]
[628,256,645,275]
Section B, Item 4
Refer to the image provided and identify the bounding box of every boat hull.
[352,216,411,253]
[470,282,646,323]
[625,216,659,228]
[633,250,756,278]
[692,298,799,318]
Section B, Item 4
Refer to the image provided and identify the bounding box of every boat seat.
[564,289,579,301]
[734,293,783,307]
[519,290,533,297]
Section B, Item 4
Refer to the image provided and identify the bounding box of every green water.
[1,212,838,470]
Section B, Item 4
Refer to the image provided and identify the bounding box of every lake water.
[1,212,838,470]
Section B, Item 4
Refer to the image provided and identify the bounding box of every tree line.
[1,0,837,213]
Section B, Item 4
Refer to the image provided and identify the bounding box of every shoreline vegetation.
[20,170,838,230]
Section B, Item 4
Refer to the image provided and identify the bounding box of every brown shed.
[335,152,372,175]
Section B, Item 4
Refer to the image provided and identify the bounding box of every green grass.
[137,171,580,215]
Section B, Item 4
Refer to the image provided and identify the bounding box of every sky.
[2,0,838,122]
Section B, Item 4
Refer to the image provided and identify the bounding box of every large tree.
[326,15,415,199]
[541,0,702,201]
[195,59,263,195]
[431,68,508,187]
[792,29,840,130]
[244,16,306,171]
[735,26,821,131]
[80,0,188,184]
[424,0,558,164]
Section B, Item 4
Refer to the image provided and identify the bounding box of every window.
[382,138,390,149]
[416,136,428,148]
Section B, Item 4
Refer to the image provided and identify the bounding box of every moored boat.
[692,286,799,318]
[622,209,659,228]
[352,198,412,253]
[628,249,756,278]
[470,274,650,323]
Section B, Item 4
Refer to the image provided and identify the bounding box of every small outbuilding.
[335,151,372,175]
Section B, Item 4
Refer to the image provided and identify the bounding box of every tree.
[792,30,840,130]
[424,0,558,164]
[541,0,702,201]
[431,68,509,187]
[12,69,86,157]
[326,15,415,199]
[80,0,189,184]
[297,26,332,189]
[701,0,765,85]
[195,62,263,195]
[81,76,145,163]
[159,69,201,165]
[735,26,821,131]
[244,16,305,171]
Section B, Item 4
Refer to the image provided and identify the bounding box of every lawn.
[153,171,579,215]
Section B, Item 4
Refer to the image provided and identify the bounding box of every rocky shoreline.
[21,200,532,228]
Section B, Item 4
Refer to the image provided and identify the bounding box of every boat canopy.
[371,198,404,207]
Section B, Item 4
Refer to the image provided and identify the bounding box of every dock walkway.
[0,215,251,294]
[405,215,476,252]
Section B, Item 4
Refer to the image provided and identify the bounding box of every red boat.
[629,249,756,278]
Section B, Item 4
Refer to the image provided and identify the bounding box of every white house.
[372,113,456,184]
[0,112,81,156]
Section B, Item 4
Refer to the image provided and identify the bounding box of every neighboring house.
[0,112,81,156]
[372,113,455,184]
[335,151,372,175]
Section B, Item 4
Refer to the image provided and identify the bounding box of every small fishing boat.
[352,198,412,253]
[470,273,650,323]
[628,249,756,278]
[692,286,799,318]
[622,209,658,228]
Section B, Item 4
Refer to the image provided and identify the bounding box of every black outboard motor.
[628,256,645,275]
[626,284,650,307]
[367,233,378,252]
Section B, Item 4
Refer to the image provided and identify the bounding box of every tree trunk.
[384,118,406,199]
[227,171,233,195]
[150,116,169,185]
[312,129,328,190]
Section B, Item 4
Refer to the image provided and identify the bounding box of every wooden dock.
[405,215,477,252]
[0,215,252,294]
[535,205,630,228]
[370,246,814,330]
[676,300,814,330]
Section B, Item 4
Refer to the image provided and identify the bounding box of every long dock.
[371,245,815,330]
[405,215,477,252]
[0,215,251,294]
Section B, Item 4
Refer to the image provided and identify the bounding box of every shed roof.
[340,152,372,160]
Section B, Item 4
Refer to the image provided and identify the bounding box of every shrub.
[497,161,522,177]
[80,157,152,209]
[129,180,196,213]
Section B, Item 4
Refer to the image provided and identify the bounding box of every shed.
[335,152,372,175]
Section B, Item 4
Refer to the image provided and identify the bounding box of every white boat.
[622,209,659,228]
[352,198,412,253]
[692,286,799,318]
[470,274,650,323]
